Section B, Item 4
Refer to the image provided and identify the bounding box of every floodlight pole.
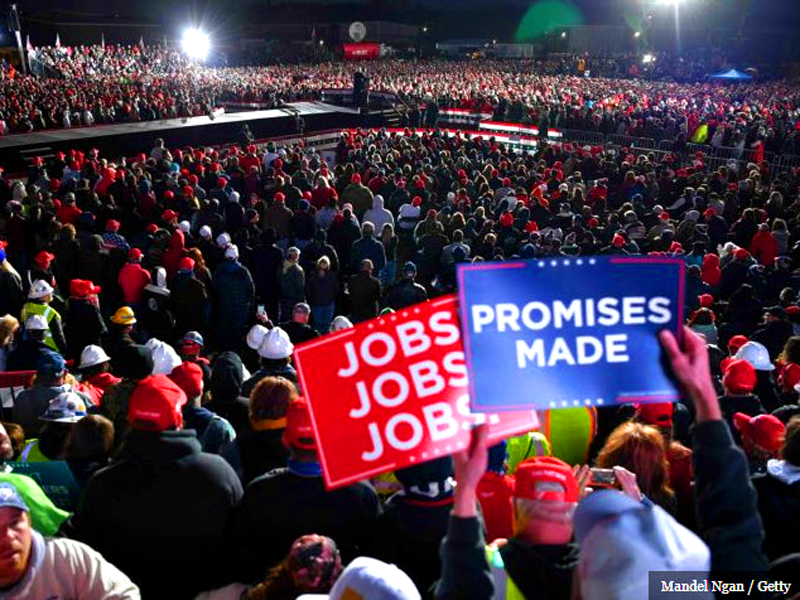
[9,4,27,75]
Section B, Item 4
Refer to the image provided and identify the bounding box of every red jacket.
[56,204,82,225]
[118,262,151,304]
[749,230,779,267]
[77,372,122,407]
[476,471,515,542]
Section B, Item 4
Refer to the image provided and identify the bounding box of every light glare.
[181,28,210,61]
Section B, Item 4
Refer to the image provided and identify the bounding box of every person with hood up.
[170,256,209,338]
[64,279,106,361]
[140,267,174,342]
[242,327,297,397]
[231,398,380,581]
[21,280,66,354]
[251,228,284,322]
[368,457,455,593]
[351,222,387,277]
[118,248,151,308]
[749,222,779,268]
[751,415,800,561]
[700,253,721,287]
[386,262,428,310]
[67,374,243,599]
[212,244,255,352]
[363,195,394,233]
[207,351,251,436]
[161,229,186,280]
[341,173,374,221]
[279,247,305,323]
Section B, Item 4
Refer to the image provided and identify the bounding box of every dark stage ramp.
[0,102,362,171]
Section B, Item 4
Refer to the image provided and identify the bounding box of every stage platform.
[0,102,363,171]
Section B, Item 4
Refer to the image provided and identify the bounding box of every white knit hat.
[258,327,294,359]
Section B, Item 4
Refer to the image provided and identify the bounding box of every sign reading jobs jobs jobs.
[293,295,539,490]
[456,256,685,413]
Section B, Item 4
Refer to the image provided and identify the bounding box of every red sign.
[342,43,381,60]
[294,295,539,490]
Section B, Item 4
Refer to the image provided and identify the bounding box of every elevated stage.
[0,102,363,171]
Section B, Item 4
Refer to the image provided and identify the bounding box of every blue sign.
[457,256,684,412]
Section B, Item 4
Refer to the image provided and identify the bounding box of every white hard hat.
[258,327,294,360]
[79,344,111,369]
[216,232,231,248]
[228,191,240,204]
[330,315,354,332]
[178,221,191,234]
[145,338,182,375]
[246,324,268,350]
[28,279,54,300]
[24,314,49,331]
[734,341,774,371]
[199,225,212,240]
[224,244,239,261]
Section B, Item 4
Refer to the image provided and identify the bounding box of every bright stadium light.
[181,28,210,61]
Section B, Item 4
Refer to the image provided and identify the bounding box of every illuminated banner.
[294,296,539,489]
[457,257,684,412]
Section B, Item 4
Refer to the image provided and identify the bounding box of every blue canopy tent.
[709,69,753,81]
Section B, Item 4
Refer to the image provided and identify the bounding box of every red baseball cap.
[69,279,101,298]
[128,248,143,261]
[34,251,54,266]
[106,219,121,233]
[500,212,514,228]
[179,257,196,271]
[350,174,361,184]
[612,234,625,248]
[514,456,579,503]
[727,335,749,355]
[733,413,785,454]
[146,224,159,235]
[128,375,187,431]
[780,363,800,392]
[162,209,178,222]
[734,248,749,261]
[635,402,674,429]
[282,398,316,450]
[698,294,714,308]
[168,361,204,400]
[163,190,175,201]
[722,359,757,394]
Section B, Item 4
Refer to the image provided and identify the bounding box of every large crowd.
[0,114,799,597]
[3,45,800,159]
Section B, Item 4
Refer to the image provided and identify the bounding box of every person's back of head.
[250,376,297,424]
[512,456,578,545]
[595,421,673,509]
[64,414,114,462]
[320,556,421,600]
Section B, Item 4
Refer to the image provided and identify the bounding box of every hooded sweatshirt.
[752,459,800,561]
[363,195,395,232]
[207,351,250,436]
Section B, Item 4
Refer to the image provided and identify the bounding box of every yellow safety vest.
[21,302,60,351]
[486,546,525,600]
